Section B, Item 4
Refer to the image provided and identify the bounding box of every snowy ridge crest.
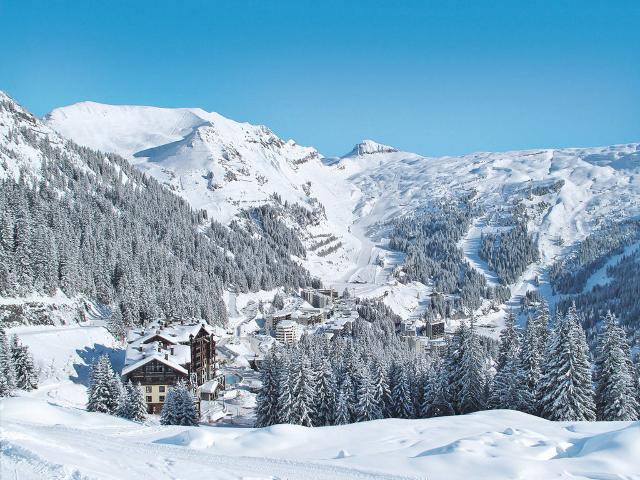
[344,139,398,157]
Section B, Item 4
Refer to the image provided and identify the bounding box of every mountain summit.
[343,139,398,157]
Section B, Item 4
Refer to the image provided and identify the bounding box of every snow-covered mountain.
[45,101,363,284]
[45,102,348,221]
[45,98,640,331]
[3,91,640,480]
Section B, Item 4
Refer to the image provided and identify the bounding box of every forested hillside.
[0,94,312,329]
[551,221,640,347]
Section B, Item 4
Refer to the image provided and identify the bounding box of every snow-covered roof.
[137,332,178,345]
[121,353,188,376]
[198,380,220,394]
[125,341,191,367]
[123,319,219,376]
[277,320,298,329]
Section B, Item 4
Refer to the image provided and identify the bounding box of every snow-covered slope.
[45,101,362,283]
[3,395,639,479]
[45,102,351,223]
[44,99,640,325]
[3,325,640,480]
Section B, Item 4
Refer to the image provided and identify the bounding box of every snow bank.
[2,400,639,480]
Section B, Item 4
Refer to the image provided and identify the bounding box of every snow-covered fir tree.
[289,349,315,426]
[496,309,519,370]
[160,387,178,425]
[276,352,293,424]
[519,303,549,412]
[255,347,280,427]
[334,385,351,425]
[390,361,415,419]
[160,380,199,426]
[354,363,381,422]
[457,320,486,414]
[313,354,337,426]
[371,357,391,419]
[594,312,639,421]
[490,311,531,411]
[421,356,453,417]
[537,305,596,421]
[175,382,199,426]
[0,328,16,397]
[10,335,38,391]
[87,354,122,414]
[444,321,468,412]
[118,381,147,422]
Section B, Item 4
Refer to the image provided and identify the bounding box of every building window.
[147,363,163,373]
[159,396,165,402]
[146,396,152,402]
[159,386,165,393]
[145,386,152,393]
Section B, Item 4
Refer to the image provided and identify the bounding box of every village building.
[301,287,337,308]
[121,320,225,414]
[275,320,300,345]
[425,317,445,339]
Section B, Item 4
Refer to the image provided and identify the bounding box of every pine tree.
[371,357,391,419]
[289,351,315,426]
[276,354,293,424]
[313,355,337,426]
[594,312,639,421]
[118,381,147,422]
[11,335,38,391]
[108,306,129,341]
[490,312,531,411]
[520,315,542,411]
[334,385,351,425]
[391,361,415,418]
[339,372,356,422]
[255,347,280,427]
[457,320,486,414]
[87,354,121,414]
[537,306,596,421]
[445,321,468,412]
[160,387,179,425]
[497,309,519,370]
[421,357,453,418]
[0,328,15,397]
[174,381,199,426]
[354,363,381,422]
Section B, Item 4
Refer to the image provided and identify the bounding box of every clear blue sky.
[1,0,639,156]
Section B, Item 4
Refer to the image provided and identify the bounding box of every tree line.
[256,302,639,427]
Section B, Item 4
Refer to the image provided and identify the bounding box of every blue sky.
[1,0,638,156]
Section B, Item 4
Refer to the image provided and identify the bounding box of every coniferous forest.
[0,100,313,332]
[256,301,640,427]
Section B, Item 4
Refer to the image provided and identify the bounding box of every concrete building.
[275,320,299,345]
[301,288,337,308]
[426,317,445,339]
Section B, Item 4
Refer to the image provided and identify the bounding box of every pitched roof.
[198,380,221,394]
[121,353,188,376]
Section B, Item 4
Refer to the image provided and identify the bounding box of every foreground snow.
[3,303,640,479]
[2,397,638,480]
